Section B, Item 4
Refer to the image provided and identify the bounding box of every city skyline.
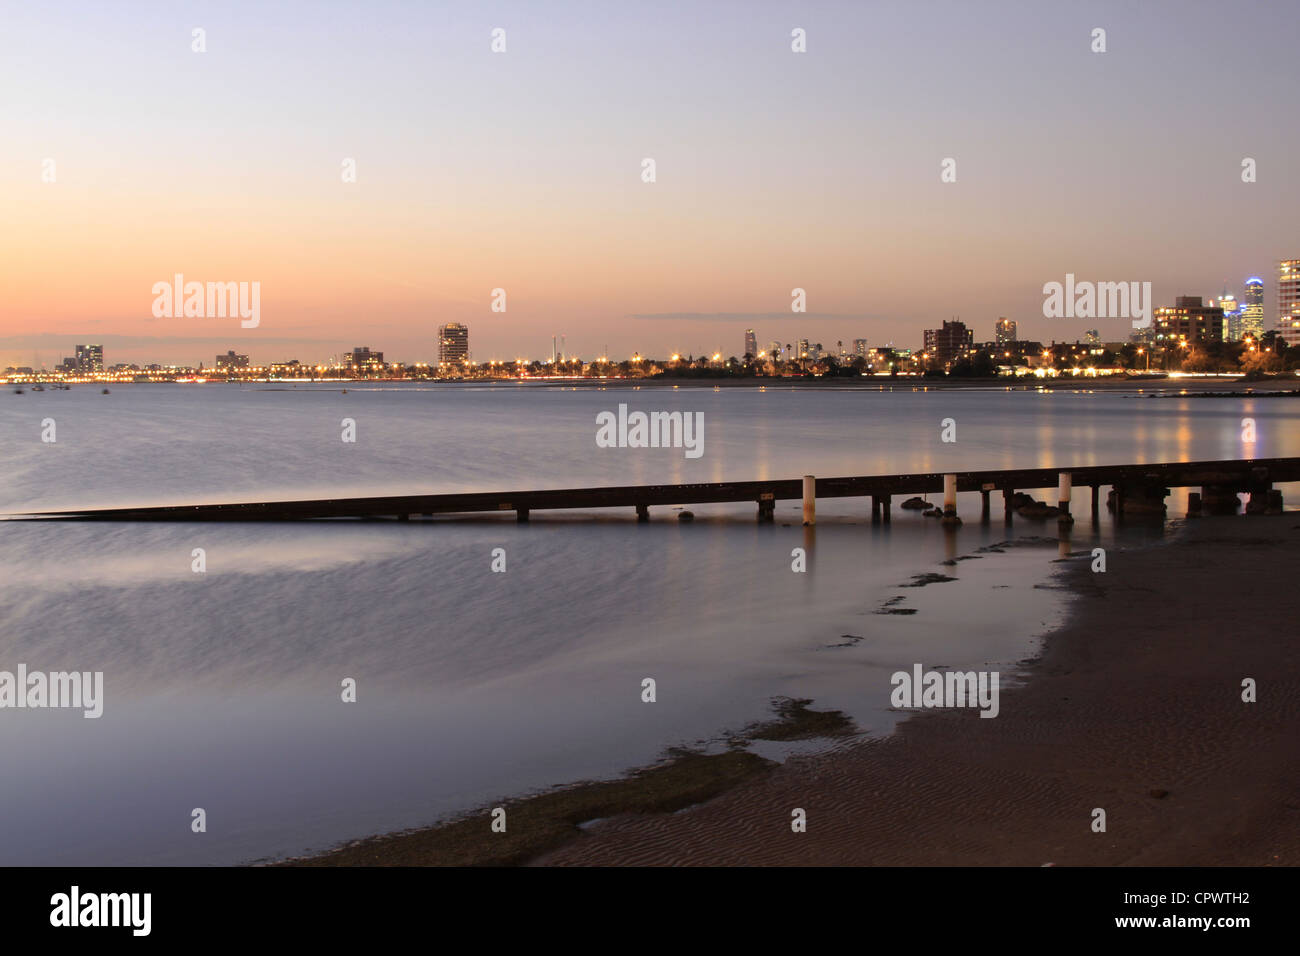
[7,268,1287,372]
[2,1,1297,367]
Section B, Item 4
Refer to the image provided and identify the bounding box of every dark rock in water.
[101,388,110,394]
[874,595,919,615]
[923,507,943,518]
[1015,498,1060,519]
[901,496,929,510]
[900,572,959,588]
[677,510,694,522]
[1148,788,1169,799]
[1012,492,1037,509]
[824,634,864,648]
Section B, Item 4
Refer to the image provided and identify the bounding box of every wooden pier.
[14,457,1298,523]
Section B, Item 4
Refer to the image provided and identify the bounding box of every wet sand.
[533,515,1300,866]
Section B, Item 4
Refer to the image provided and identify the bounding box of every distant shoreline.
[13,375,1296,395]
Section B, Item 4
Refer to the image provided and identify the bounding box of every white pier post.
[1057,472,1074,525]
[941,474,961,527]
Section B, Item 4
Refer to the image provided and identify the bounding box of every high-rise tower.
[438,323,469,364]
[1241,277,1264,340]
[1278,260,1300,346]
[1216,288,1240,342]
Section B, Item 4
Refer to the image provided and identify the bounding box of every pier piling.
[1110,481,1168,517]
[802,476,815,526]
[1200,484,1240,516]
[1057,472,1074,525]
[941,474,961,527]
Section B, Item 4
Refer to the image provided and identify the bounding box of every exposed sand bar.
[534,515,1300,866]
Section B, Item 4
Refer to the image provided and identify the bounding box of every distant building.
[797,338,810,359]
[1084,329,1101,345]
[1217,290,1241,342]
[345,346,384,371]
[766,340,783,360]
[1151,296,1223,345]
[853,338,868,357]
[1241,277,1265,340]
[923,320,973,367]
[743,329,757,358]
[992,340,1046,364]
[215,350,249,369]
[995,318,1017,344]
[438,323,469,364]
[74,344,104,372]
[1278,259,1300,346]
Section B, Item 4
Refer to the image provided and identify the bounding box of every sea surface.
[0,382,1294,865]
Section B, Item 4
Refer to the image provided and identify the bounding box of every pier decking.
[14,457,1298,523]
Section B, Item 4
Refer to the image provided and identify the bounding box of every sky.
[1,0,1296,367]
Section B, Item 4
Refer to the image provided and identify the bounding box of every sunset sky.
[1,0,1296,367]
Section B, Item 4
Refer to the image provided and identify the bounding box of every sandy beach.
[529,514,1300,866]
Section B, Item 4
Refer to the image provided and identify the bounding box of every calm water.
[0,383,1294,865]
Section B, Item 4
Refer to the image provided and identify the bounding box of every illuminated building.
[344,346,384,370]
[1151,296,1223,345]
[923,320,973,367]
[1278,260,1300,346]
[215,350,249,369]
[75,344,104,372]
[1241,277,1264,339]
[1216,289,1241,342]
[438,323,470,364]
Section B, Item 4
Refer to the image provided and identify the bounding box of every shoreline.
[13,376,1300,394]
[286,513,1300,867]
[280,532,1064,868]
[531,514,1300,866]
